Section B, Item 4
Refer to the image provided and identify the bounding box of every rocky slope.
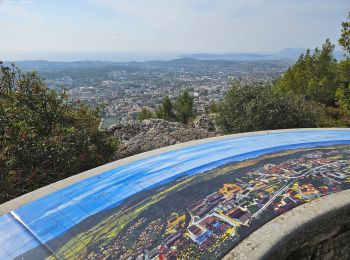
[109,116,219,158]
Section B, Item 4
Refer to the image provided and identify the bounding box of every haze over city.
[0,0,349,61]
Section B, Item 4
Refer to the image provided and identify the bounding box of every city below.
[5,57,297,126]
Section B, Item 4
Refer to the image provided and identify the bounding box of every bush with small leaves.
[0,63,119,203]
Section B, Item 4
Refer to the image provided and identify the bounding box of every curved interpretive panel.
[1,129,350,259]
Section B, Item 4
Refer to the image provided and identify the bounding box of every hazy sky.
[0,0,349,59]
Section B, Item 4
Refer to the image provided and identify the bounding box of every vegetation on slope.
[138,90,196,124]
[216,84,321,134]
[0,63,119,203]
[216,12,350,134]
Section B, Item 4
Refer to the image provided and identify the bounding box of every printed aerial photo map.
[1,130,350,260]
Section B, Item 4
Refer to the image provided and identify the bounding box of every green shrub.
[216,84,321,134]
[0,64,119,203]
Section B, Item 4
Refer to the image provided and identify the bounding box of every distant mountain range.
[2,48,346,65]
[2,48,345,74]
[180,48,346,61]
[3,57,291,73]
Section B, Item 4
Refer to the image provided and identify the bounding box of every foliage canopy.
[155,96,177,121]
[139,92,196,124]
[339,11,350,55]
[0,63,118,203]
[336,59,350,113]
[174,91,196,124]
[216,84,321,134]
[275,39,338,107]
[137,107,153,120]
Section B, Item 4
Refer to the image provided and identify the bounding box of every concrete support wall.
[266,204,350,260]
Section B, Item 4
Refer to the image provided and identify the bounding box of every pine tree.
[275,39,338,106]
[154,96,176,121]
[174,91,196,124]
[161,96,176,121]
[339,11,350,55]
[138,107,153,120]
[336,12,350,113]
